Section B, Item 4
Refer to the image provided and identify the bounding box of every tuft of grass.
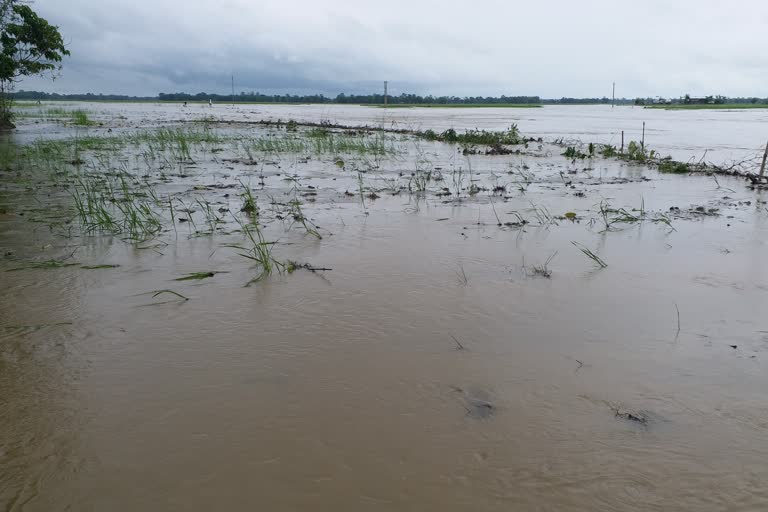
[571,241,608,268]
[71,173,163,242]
[240,182,258,215]
[287,199,321,239]
[657,159,691,174]
[71,109,94,126]
[226,216,285,285]
[526,251,557,278]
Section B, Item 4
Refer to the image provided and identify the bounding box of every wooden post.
[621,130,624,153]
[760,139,768,177]
[641,122,645,152]
[384,81,388,107]
[231,74,235,107]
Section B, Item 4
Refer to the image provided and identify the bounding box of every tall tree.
[0,0,68,128]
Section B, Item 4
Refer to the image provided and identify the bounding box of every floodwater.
[2,104,768,511]
[15,101,768,164]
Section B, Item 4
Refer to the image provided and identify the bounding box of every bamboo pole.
[760,140,768,177]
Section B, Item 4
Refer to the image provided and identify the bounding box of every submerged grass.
[173,271,225,281]
[226,216,286,285]
[241,130,395,156]
[6,260,80,271]
[71,109,94,126]
[572,241,608,268]
[72,173,164,242]
[150,289,190,301]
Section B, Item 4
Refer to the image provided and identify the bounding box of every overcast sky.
[20,0,768,98]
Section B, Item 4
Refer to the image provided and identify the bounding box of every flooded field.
[2,103,768,511]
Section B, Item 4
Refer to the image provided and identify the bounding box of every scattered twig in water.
[609,403,648,425]
[456,264,468,286]
[489,196,502,226]
[286,261,332,273]
[450,335,465,350]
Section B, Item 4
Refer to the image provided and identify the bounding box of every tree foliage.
[0,0,68,127]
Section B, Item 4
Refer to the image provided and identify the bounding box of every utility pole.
[384,81,388,107]
[231,74,235,107]
[612,82,616,108]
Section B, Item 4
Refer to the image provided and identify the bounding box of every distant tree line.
[10,90,768,106]
[13,90,543,104]
[11,90,155,101]
[541,97,634,105]
[335,93,542,104]
[634,94,768,105]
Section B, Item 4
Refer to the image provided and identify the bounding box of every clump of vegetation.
[227,217,285,285]
[240,182,258,215]
[307,127,331,138]
[71,173,163,241]
[243,131,394,156]
[563,146,589,159]
[624,141,655,162]
[599,144,617,158]
[657,159,691,174]
[419,125,522,146]
[70,109,93,126]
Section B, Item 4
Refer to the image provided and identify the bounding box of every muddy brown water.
[2,105,768,510]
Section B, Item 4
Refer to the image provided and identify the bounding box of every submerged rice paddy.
[2,103,768,511]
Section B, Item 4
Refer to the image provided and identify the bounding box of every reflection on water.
[2,107,768,510]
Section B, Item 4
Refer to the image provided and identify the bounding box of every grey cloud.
[19,0,768,98]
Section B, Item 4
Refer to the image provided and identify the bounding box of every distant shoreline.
[368,103,542,109]
[644,104,768,110]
